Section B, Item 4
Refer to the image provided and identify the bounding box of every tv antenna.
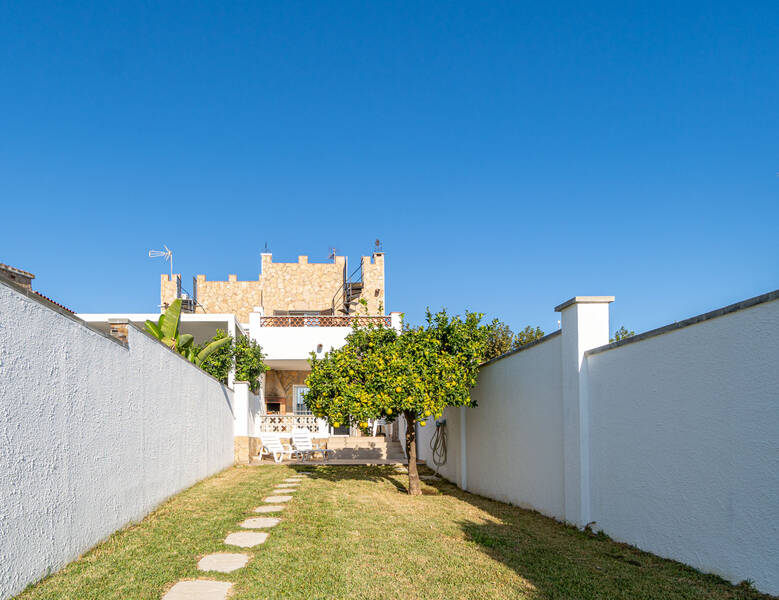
[374,239,383,253]
[148,245,174,278]
[329,247,338,261]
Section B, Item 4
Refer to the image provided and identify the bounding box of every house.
[79,250,402,437]
[166,251,401,436]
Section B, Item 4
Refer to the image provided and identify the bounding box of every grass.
[14,465,774,600]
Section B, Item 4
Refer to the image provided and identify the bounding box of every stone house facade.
[159,251,390,417]
[160,252,385,323]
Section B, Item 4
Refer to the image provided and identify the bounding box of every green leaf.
[145,320,162,339]
[195,336,232,367]
[160,299,181,341]
[178,334,194,349]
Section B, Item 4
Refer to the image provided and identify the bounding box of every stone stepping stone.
[240,517,281,529]
[162,580,233,599]
[197,552,249,573]
[275,483,299,488]
[254,505,285,513]
[224,531,269,547]
[264,495,293,503]
[272,487,296,494]
[420,475,440,480]
[284,477,304,482]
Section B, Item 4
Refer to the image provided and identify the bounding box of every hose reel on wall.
[430,418,447,473]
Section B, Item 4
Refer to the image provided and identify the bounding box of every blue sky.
[1,1,777,335]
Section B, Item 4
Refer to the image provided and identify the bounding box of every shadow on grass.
[294,464,775,600]
[431,476,775,600]
[293,464,414,494]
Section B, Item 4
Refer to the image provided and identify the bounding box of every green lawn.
[15,465,773,600]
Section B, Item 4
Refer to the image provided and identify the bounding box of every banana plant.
[145,299,231,367]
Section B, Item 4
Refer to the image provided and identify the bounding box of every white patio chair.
[260,433,294,463]
[291,428,334,462]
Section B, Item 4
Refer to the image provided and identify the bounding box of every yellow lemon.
[424,410,431,416]
[333,422,340,428]
[419,420,427,427]
[386,408,393,415]
[395,387,402,393]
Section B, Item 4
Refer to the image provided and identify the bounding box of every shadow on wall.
[302,465,773,600]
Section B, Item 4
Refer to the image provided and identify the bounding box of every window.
[293,385,311,415]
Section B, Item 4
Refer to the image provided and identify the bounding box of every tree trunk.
[404,411,421,495]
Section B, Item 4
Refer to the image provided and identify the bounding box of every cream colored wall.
[160,274,180,309]
[194,275,263,322]
[158,252,386,320]
[359,253,385,315]
[260,254,345,316]
[265,369,309,413]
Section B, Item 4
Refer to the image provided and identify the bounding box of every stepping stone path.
[162,580,233,600]
[240,517,280,529]
[254,505,285,513]
[163,471,308,598]
[224,531,269,547]
[197,553,249,573]
[420,475,440,480]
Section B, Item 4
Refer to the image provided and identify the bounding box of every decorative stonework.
[158,253,385,323]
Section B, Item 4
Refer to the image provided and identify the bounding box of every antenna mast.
[148,245,174,279]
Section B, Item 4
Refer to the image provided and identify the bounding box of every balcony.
[257,315,391,327]
[249,312,402,370]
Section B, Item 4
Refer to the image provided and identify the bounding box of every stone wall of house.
[360,253,385,315]
[265,369,309,413]
[193,275,263,322]
[157,252,386,322]
[160,274,181,310]
[260,254,346,317]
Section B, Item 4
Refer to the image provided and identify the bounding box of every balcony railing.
[258,315,391,327]
[258,414,320,434]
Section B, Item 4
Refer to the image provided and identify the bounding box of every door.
[293,385,311,415]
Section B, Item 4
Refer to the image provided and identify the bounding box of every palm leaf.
[160,299,181,340]
[178,334,194,349]
[195,336,232,367]
[145,320,162,339]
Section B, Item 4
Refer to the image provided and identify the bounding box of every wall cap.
[554,296,615,312]
[0,277,128,349]
[480,329,562,368]
[586,288,779,356]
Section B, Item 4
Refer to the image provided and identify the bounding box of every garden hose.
[430,420,448,473]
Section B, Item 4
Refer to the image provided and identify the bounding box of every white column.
[233,381,250,437]
[390,311,403,333]
[555,296,613,527]
[227,317,237,389]
[460,406,468,491]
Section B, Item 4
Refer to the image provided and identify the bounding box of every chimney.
[0,263,35,290]
[108,318,129,344]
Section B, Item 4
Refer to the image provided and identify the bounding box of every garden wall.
[417,290,779,595]
[0,280,235,600]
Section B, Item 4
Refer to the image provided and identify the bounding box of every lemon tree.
[305,309,487,495]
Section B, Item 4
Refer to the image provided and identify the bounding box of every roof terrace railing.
[258,315,391,327]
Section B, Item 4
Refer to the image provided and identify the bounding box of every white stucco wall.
[251,325,354,363]
[465,334,565,518]
[586,297,779,594]
[0,282,235,600]
[416,291,779,595]
[417,401,462,488]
